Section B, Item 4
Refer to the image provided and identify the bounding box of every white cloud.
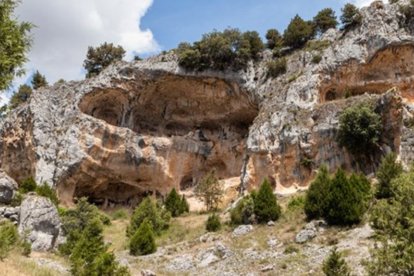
[16,0,159,84]
[353,0,388,7]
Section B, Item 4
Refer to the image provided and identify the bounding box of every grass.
[305,40,331,52]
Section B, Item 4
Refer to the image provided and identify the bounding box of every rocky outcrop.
[18,195,63,251]
[0,1,413,204]
[0,170,18,204]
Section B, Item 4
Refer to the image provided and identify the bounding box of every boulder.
[18,195,63,251]
[141,270,156,276]
[0,171,18,204]
[232,225,253,237]
[295,229,316,244]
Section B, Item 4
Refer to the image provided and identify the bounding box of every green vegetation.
[83,42,125,78]
[19,177,37,194]
[126,197,170,237]
[305,167,371,225]
[111,209,129,220]
[313,8,338,34]
[312,54,322,64]
[35,183,59,206]
[205,213,221,232]
[194,170,223,211]
[399,0,414,28]
[31,70,48,90]
[265,29,283,50]
[322,247,350,276]
[230,195,255,225]
[305,40,331,51]
[165,188,189,217]
[375,153,403,199]
[177,28,264,71]
[283,15,315,49]
[254,179,281,223]
[340,3,362,30]
[0,220,18,260]
[267,58,287,78]
[0,0,32,91]
[129,219,156,256]
[337,103,382,155]
[9,84,32,109]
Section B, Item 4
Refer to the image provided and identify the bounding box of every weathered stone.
[267,220,275,226]
[295,229,317,244]
[232,225,253,237]
[141,269,156,276]
[18,195,63,251]
[0,171,18,204]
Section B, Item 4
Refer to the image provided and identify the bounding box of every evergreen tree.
[283,15,315,49]
[254,179,281,223]
[0,0,32,90]
[83,42,125,78]
[313,8,338,34]
[205,213,221,232]
[165,188,182,217]
[230,195,255,225]
[129,219,156,256]
[340,3,362,30]
[195,170,223,211]
[179,194,190,214]
[265,29,283,50]
[9,84,32,109]
[304,166,330,220]
[31,70,48,90]
[322,248,351,276]
[376,153,403,199]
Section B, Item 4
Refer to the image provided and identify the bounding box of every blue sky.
[142,0,349,52]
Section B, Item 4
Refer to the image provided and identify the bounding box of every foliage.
[313,8,338,34]
[267,58,287,78]
[165,188,188,217]
[9,84,32,109]
[129,219,156,256]
[83,42,125,78]
[287,195,306,211]
[375,153,403,199]
[340,3,362,30]
[10,191,23,207]
[230,195,255,225]
[35,182,59,206]
[368,169,414,275]
[398,1,414,33]
[322,247,351,276]
[180,194,190,214]
[177,28,264,71]
[205,213,221,232]
[305,40,331,51]
[127,197,170,237]
[304,165,330,220]
[265,29,283,50]
[19,177,37,193]
[31,70,48,90]
[312,54,322,64]
[0,220,18,260]
[20,239,31,257]
[337,103,382,155]
[194,170,223,211]
[0,0,32,91]
[111,209,129,220]
[283,15,315,49]
[254,179,281,223]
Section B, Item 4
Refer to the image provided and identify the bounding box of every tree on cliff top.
[0,0,32,91]
[83,42,125,78]
[31,70,48,90]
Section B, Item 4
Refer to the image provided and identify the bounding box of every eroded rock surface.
[0,170,18,204]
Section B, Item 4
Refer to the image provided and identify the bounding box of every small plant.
[305,40,331,52]
[10,191,23,207]
[19,177,37,193]
[0,220,18,260]
[322,247,350,276]
[205,213,221,232]
[230,195,255,225]
[284,244,299,254]
[21,239,31,257]
[111,209,129,220]
[267,58,287,78]
[180,194,190,214]
[311,54,322,64]
[129,219,156,256]
[254,179,281,223]
[35,182,59,206]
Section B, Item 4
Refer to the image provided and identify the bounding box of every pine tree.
[313,8,338,34]
[165,188,182,217]
[340,3,362,30]
[283,15,315,49]
[31,70,48,90]
[254,179,281,223]
[205,213,221,232]
[9,84,32,109]
[129,219,156,256]
[265,29,283,50]
[322,248,350,276]
[83,42,125,78]
[179,194,189,214]
[304,166,330,220]
[376,153,403,199]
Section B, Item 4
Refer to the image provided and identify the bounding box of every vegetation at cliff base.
[205,213,221,232]
[129,218,156,256]
[322,247,351,276]
[195,170,223,211]
[165,188,189,217]
[375,153,403,199]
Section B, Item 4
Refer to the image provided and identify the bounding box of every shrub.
[35,182,59,206]
[265,29,283,50]
[10,84,32,109]
[322,247,350,276]
[179,194,190,214]
[195,170,223,211]
[31,70,48,90]
[305,166,330,219]
[83,42,125,78]
[206,213,221,232]
[10,191,23,207]
[127,197,170,237]
[129,219,156,256]
[337,103,382,155]
[111,209,129,220]
[313,8,338,34]
[283,15,315,49]
[254,179,281,223]
[165,188,183,217]
[267,58,287,78]
[340,3,362,30]
[19,177,37,193]
[0,220,18,260]
[312,54,322,64]
[399,1,414,28]
[21,239,31,257]
[376,153,403,199]
[230,195,255,225]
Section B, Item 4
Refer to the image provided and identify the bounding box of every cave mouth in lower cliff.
[320,44,414,103]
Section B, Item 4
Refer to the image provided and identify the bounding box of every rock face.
[0,1,413,204]
[18,195,63,251]
[0,170,18,204]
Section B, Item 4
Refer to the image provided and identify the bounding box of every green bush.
[312,54,322,64]
[9,84,32,109]
[205,213,222,232]
[230,195,255,225]
[322,247,350,276]
[165,188,185,217]
[337,103,382,155]
[21,239,31,257]
[375,153,403,199]
[313,8,338,34]
[19,177,37,193]
[10,191,23,207]
[35,182,59,206]
[0,220,18,260]
[254,179,281,223]
[265,29,283,50]
[129,219,156,256]
[305,166,330,220]
[111,209,129,220]
[195,170,223,211]
[283,15,315,49]
[127,197,170,237]
[83,42,125,78]
[340,3,362,30]
[180,194,190,214]
[267,58,287,78]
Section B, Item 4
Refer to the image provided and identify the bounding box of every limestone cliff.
[1,0,414,205]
